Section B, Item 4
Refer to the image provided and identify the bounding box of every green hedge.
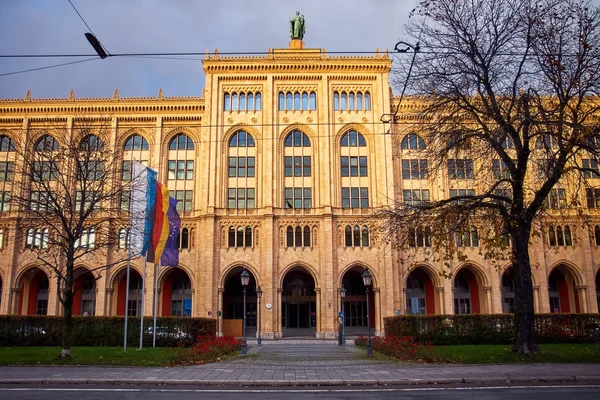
[384,314,600,345]
[0,316,216,347]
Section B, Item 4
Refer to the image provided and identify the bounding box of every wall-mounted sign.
[265,303,272,309]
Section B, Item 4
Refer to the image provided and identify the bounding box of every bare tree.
[382,0,600,356]
[10,118,133,357]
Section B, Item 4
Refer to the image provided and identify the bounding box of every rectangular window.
[492,159,510,180]
[36,300,48,315]
[75,191,100,211]
[341,156,367,177]
[587,188,600,209]
[403,189,430,206]
[227,188,255,209]
[583,159,600,179]
[169,160,194,180]
[122,161,132,181]
[29,191,50,212]
[77,161,103,181]
[447,159,473,179]
[284,187,312,209]
[341,187,369,209]
[175,190,193,211]
[544,188,567,209]
[32,161,58,181]
[449,189,475,204]
[120,190,131,211]
[229,157,255,177]
[0,161,14,181]
[402,159,428,180]
[0,191,11,212]
[284,156,293,177]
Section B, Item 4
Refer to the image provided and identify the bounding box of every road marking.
[0,385,599,393]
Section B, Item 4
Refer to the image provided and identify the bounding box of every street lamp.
[240,269,250,356]
[339,286,347,346]
[256,286,263,347]
[362,269,373,356]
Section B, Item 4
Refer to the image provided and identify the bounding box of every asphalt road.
[1,384,600,399]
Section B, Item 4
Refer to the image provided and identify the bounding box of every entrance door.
[281,269,316,335]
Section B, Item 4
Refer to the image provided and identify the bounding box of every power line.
[67,0,96,36]
[0,58,99,77]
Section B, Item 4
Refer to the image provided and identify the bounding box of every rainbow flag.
[147,182,170,263]
[161,197,180,267]
[130,162,158,258]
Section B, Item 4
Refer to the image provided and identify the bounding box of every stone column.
[105,288,114,316]
[217,288,224,337]
[484,286,493,314]
[374,287,382,336]
[315,287,321,338]
[533,286,540,314]
[436,287,445,314]
[276,288,283,339]
[576,286,588,313]
[10,287,21,314]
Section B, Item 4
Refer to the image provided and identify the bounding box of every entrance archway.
[281,267,316,336]
[340,266,375,336]
[114,269,143,316]
[73,269,96,316]
[18,268,49,315]
[161,268,192,316]
[453,266,484,314]
[222,267,257,337]
[405,267,435,315]
[548,266,580,313]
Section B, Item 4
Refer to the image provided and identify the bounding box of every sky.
[0,0,419,99]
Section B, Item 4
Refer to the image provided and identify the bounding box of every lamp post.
[256,286,263,346]
[362,269,373,356]
[340,286,346,346]
[240,270,250,356]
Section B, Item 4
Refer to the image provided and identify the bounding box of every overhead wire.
[0,58,99,77]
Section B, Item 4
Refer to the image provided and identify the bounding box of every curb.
[1,376,600,387]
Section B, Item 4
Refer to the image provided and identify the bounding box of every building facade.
[0,38,599,339]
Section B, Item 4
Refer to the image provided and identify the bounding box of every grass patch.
[0,346,170,366]
[432,344,600,363]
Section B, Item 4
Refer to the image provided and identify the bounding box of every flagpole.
[153,261,160,348]
[123,241,132,352]
[139,257,147,350]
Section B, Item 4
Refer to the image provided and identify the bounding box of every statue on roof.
[290,11,305,40]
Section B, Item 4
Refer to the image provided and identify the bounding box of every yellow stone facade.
[0,42,598,339]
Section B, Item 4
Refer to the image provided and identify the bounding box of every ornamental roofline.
[0,89,204,104]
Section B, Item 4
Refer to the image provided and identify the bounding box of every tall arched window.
[228,131,256,209]
[345,225,369,247]
[349,93,355,111]
[286,226,294,247]
[247,93,254,111]
[79,134,103,151]
[302,92,308,110]
[224,93,231,111]
[123,134,148,151]
[304,226,311,247]
[309,92,316,110]
[255,93,261,110]
[279,93,285,110]
[283,130,312,209]
[340,130,368,209]
[401,134,426,149]
[232,93,239,111]
[118,228,129,249]
[286,92,293,110]
[35,135,59,152]
[0,135,15,152]
[179,227,189,249]
[294,93,301,110]
[334,92,340,110]
[341,92,347,110]
[239,93,246,111]
[595,225,600,246]
[169,133,194,150]
[167,133,195,212]
[357,93,363,111]
[228,226,253,248]
[364,92,371,110]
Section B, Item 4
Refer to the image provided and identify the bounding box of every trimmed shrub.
[166,335,241,365]
[384,314,600,345]
[0,315,216,347]
[355,335,437,361]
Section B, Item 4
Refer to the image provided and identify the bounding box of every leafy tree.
[383,0,600,355]
[9,119,133,357]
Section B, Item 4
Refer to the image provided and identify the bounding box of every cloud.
[0,0,418,99]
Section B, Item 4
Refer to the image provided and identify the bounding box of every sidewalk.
[1,342,599,387]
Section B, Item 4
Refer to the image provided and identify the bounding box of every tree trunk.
[61,264,74,358]
[511,222,540,356]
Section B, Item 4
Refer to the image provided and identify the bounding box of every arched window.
[401,134,426,149]
[595,225,600,246]
[357,93,363,111]
[255,93,261,111]
[169,133,194,150]
[78,134,103,151]
[549,226,556,246]
[237,226,244,246]
[224,93,231,111]
[286,92,293,110]
[247,93,254,111]
[303,226,311,247]
[0,135,15,152]
[564,226,572,246]
[284,130,310,147]
[232,93,239,111]
[294,92,301,110]
[302,92,308,110]
[228,227,235,247]
[364,92,371,110]
[180,227,189,249]
[361,226,369,247]
[341,92,347,110]
[239,93,246,111]
[349,93,355,111]
[229,131,255,147]
[334,92,340,110]
[35,135,58,152]
[309,92,316,110]
[340,130,366,147]
[118,228,129,249]
[345,225,352,247]
[123,134,148,151]
[535,133,558,149]
[286,226,294,247]
[26,228,49,249]
[244,226,252,247]
[279,93,285,110]
[295,226,302,247]
[353,225,361,246]
[556,226,564,246]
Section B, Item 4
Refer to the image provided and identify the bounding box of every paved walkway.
[1,341,599,386]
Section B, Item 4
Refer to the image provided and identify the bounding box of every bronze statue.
[290,11,305,40]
